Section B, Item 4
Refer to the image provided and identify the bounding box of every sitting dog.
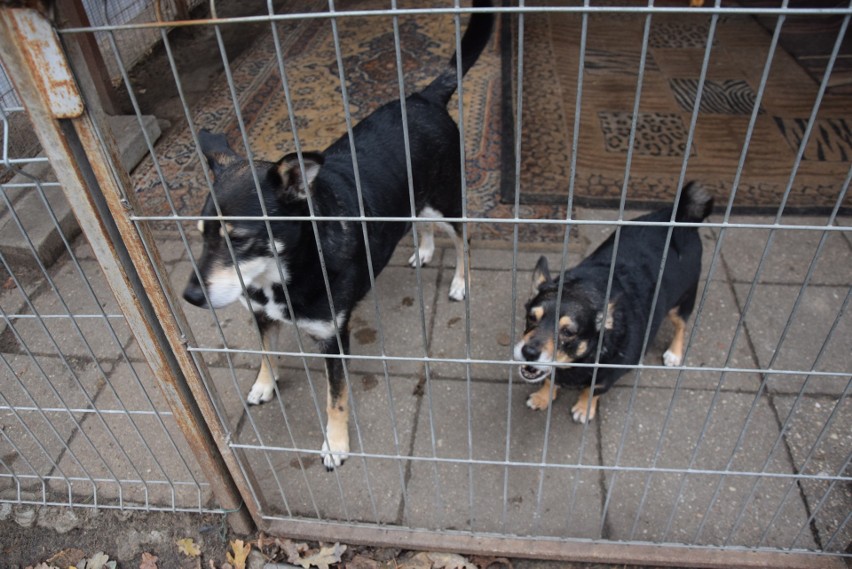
[514,183,713,423]
[182,3,493,470]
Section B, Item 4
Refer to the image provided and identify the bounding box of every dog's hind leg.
[408,221,436,267]
[247,314,280,405]
[319,325,351,471]
[438,220,468,301]
[663,283,698,367]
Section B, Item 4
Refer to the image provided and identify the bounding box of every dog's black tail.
[419,0,494,107]
[675,182,714,223]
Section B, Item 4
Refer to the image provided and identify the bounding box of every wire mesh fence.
[1,0,850,566]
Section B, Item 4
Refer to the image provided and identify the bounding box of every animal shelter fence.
[0,2,850,568]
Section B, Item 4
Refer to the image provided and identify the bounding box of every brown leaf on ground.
[402,552,477,569]
[470,556,513,569]
[258,536,309,564]
[226,540,251,569]
[345,554,380,569]
[296,543,347,569]
[46,548,85,567]
[140,552,159,569]
[177,538,202,558]
[2,276,16,289]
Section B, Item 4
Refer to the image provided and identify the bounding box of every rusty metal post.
[0,6,256,533]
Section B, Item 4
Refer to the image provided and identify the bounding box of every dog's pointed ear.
[531,256,551,296]
[595,299,617,331]
[198,129,240,176]
[271,152,324,200]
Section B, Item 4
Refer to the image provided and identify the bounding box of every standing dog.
[514,184,713,423]
[182,3,493,469]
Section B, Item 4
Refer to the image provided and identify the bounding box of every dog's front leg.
[320,325,351,470]
[247,314,280,405]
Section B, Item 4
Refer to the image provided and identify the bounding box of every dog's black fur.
[182,3,493,470]
[514,183,713,423]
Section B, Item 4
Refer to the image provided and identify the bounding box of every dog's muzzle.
[514,340,550,383]
[183,280,208,308]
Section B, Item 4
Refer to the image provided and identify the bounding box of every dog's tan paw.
[571,390,599,424]
[449,275,466,301]
[321,436,350,471]
[662,349,682,367]
[526,383,558,411]
[247,380,275,405]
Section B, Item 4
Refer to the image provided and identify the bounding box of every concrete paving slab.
[0,409,81,498]
[429,267,529,380]
[599,387,816,550]
[734,283,850,395]
[773,395,852,552]
[405,378,603,538]
[636,278,761,391]
[6,259,133,361]
[0,353,112,410]
[232,373,420,523]
[50,408,209,509]
[719,216,852,286]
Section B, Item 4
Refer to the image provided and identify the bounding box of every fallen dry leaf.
[2,276,16,289]
[296,543,347,569]
[226,540,251,569]
[47,548,85,567]
[401,552,476,569]
[281,538,310,564]
[77,552,114,569]
[470,556,512,569]
[140,552,159,569]
[177,538,202,558]
[345,554,380,569]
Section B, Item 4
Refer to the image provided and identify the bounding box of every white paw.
[246,380,275,405]
[449,275,466,301]
[408,248,434,267]
[571,401,596,424]
[663,349,682,367]
[321,439,350,470]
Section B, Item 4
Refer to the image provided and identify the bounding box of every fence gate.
[0,2,850,569]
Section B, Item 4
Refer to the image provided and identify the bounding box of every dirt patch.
[0,507,230,568]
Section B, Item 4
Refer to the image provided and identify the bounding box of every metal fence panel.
[1,1,850,567]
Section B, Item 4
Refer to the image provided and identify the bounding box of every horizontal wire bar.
[186,346,850,379]
[0,405,173,416]
[0,473,205,487]
[57,5,852,34]
[2,314,125,320]
[228,443,852,483]
[133,215,852,232]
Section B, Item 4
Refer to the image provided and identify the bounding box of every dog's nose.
[183,281,207,307]
[521,343,540,361]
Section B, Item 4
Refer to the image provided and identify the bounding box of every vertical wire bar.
[452,0,477,532]
[543,1,589,535]
[210,13,356,517]
[688,9,851,545]
[389,0,442,526]
[722,166,852,546]
[104,27,300,517]
[267,0,330,518]
[326,0,397,523]
[595,0,656,536]
[501,0,524,534]
[627,0,789,540]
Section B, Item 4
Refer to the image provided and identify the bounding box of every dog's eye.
[559,327,575,339]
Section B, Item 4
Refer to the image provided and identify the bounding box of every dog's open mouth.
[519,364,548,383]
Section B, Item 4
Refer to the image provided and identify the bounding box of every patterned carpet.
[132,0,575,243]
[132,1,851,249]
[502,1,852,213]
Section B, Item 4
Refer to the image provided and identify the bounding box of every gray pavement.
[0,210,850,557]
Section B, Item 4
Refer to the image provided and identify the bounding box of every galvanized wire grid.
[3,0,850,562]
[0,97,216,512]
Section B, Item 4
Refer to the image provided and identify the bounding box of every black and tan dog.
[182,3,493,469]
[514,183,713,423]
